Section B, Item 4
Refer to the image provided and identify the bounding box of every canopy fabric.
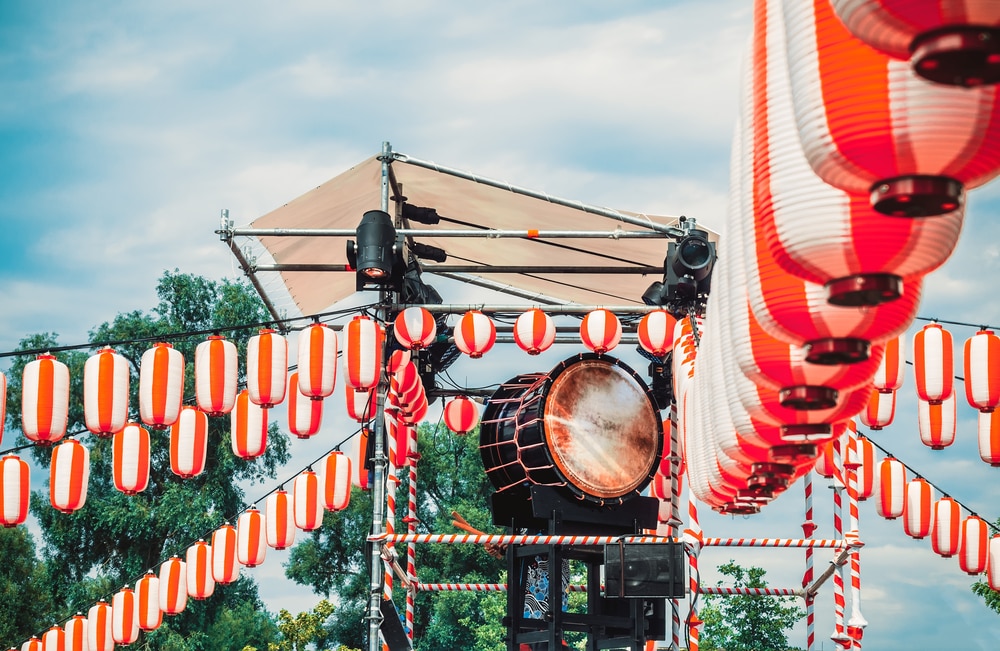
[245,153,711,317]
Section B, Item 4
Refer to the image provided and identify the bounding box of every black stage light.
[410,242,448,263]
[666,228,716,303]
[641,280,668,307]
[402,203,440,225]
[348,210,404,291]
[604,542,686,599]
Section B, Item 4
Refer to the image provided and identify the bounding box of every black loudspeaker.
[604,542,686,599]
[379,598,412,651]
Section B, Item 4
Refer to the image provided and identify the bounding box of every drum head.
[543,356,661,499]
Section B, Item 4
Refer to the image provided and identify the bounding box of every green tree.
[0,527,55,644]
[266,599,336,651]
[972,518,1000,615]
[698,561,804,651]
[2,271,288,650]
[286,422,505,650]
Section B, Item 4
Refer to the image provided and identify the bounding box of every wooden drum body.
[479,353,663,505]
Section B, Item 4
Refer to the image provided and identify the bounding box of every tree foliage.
[972,518,1000,615]
[286,422,505,650]
[1,271,289,650]
[698,561,804,651]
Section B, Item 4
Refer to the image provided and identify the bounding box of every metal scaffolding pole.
[228,227,670,239]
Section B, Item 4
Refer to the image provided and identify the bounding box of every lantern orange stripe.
[97,353,114,429]
[37,357,55,437]
[309,327,325,394]
[259,334,273,401]
[210,339,226,407]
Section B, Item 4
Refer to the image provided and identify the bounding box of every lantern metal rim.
[780,423,832,442]
[824,273,902,307]
[911,25,1000,88]
[869,174,964,217]
[779,385,839,411]
[804,337,870,365]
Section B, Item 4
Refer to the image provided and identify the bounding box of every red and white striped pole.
[685,486,703,651]
[831,439,850,648]
[404,427,419,642]
[803,472,817,651]
[844,432,867,649]
[670,409,683,651]
[384,417,398,606]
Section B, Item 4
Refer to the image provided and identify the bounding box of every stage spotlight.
[402,202,440,225]
[410,242,448,263]
[347,210,404,291]
[642,219,716,317]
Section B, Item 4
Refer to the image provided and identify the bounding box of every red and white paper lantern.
[246,328,288,408]
[322,451,352,512]
[195,335,238,416]
[872,336,904,393]
[454,310,496,358]
[232,389,268,459]
[990,536,1000,591]
[211,524,240,585]
[111,586,139,645]
[931,496,962,557]
[1,455,29,527]
[170,407,208,479]
[135,571,161,631]
[637,310,676,357]
[344,315,384,391]
[394,307,437,350]
[158,556,187,615]
[87,601,113,651]
[979,409,1000,466]
[22,353,70,445]
[293,470,324,531]
[113,424,150,495]
[297,323,337,400]
[139,342,184,429]
[288,373,323,438]
[851,436,876,501]
[443,396,480,435]
[960,516,990,576]
[346,384,375,423]
[0,372,5,446]
[265,489,295,550]
[64,613,87,651]
[513,308,556,355]
[41,627,63,651]
[580,309,622,354]
[918,392,957,450]
[965,329,1000,413]
[83,347,129,437]
[22,636,41,651]
[860,388,895,430]
[50,439,89,513]
[237,508,266,567]
[186,540,215,600]
[914,323,954,404]
[876,457,906,520]
[904,478,933,538]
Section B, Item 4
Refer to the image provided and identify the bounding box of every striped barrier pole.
[685,486,702,651]
[803,472,817,651]
[830,438,850,648]
[371,533,849,548]
[671,414,683,651]
[404,431,419,643]
[844,431,867,650]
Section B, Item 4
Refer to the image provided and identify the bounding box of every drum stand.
[493,485,665,651]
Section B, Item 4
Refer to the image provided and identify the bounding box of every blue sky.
[3,1,1000,649]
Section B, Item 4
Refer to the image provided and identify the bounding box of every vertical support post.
[830,438,849,649]
[405,435,419,642]
[669,410,682,651]
[367,140,394,651]
[685,486,702,651]
[843,431,867,649]
[385,417,399,603]
[802,472,816,651]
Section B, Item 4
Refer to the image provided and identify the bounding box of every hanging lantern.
[852,436,876,501]
[186,540,215,600]
[64,613,87,651]
[385,349,411,375]
[41,627,63,651]
[195,334,238,416]
[113,423,150,495]
[50,439,89,513]
[914,323,954,404]
[0,372,5,446]
[296,323,337,400]
[21,637,41,651]
[21,353,70,445]
[876,457,906,520]
[139,342,184,429]
[813,438,838,479]
[443,396,480,435]
[454,310,496,358]
[860,388,895,430]
[246,328,288,408]
[211,524,240,585]
[784,0,1000,216]
[580,309,622,354]
[111,586,139,645]
[964,329,1000,413]
[265,489,295,550]
[904,478,933,538]
[513,308,556,355]
[637,310,676,358]
[158,556,187,615]
[344,315,384,391]
[1,455,29,527]
[918,392,957,450]
[293,470,324,531]
[345,384,375,423]
[872,336,904,393]
[979,409,1000,466]
[828,0,1000,86]
[322,451,352,512]
[988,535,1000,590]
[135,571,161,631]
[87,601,113,651]
[231,390,268,459]
[355,428,371,491]
[237,508,266,567]
[960,516,990,575]
[400,394,428,427]
[285,372,323,439]
[931,496,962,557]
[83,347,129,438]
[170,407,208,479]
[394,306,437,350]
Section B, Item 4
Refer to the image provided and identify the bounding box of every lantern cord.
[860,427,1000,534]
[0,303,378,359]
[914,316,999,332]
[902,359,964,383]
